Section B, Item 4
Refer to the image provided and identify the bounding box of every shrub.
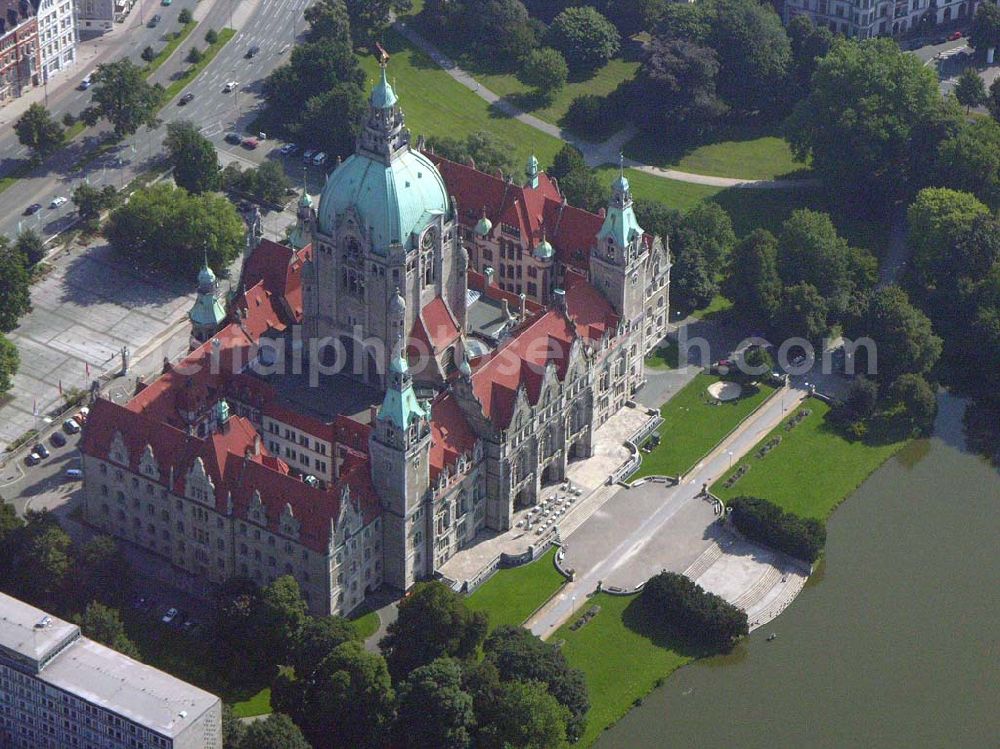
[186,47,204,64]
[640,571,748,653]
[61,112,76,127]
[205,28,218,45]
[178,7,192,24]
[140,45,156,63]
[563,94,619,138]
[727,495,826,563]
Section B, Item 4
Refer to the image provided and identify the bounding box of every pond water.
[596,394,1000,749]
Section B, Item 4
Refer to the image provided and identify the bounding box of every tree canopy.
[637,37,726,136]
[546,6,621,73]
[934,118,1000,209]
[969,1,1000,55]
[907,187,991,290]
[722,229,783,325]
[0,335,19,395]
[82,59,163,137]
[640,571,749,652]
[518,47,568,98]
[15,103,65,158]
[0,240,31,333]
[394,658,475,749]
[954,67,987,112]
[165,121,220,194]
[73,602,141,658]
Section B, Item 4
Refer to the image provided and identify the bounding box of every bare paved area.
[566,405,652,491]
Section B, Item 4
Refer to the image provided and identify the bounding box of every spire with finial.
[474,205,493,237]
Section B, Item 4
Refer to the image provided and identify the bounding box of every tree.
[558,165,605,213]
[483,625,590,742]
[989,78,1000,122]
[74,602,141,658]
[83,59,163,137]
[771,282,829,342]
[72,183,117,223]
[934,118,1000,209]
[653,2,711,43]
[257,576,309,670]
[547,6,620,73]
[722,229,783,325]
[344,0,411,44]
[273,641,395,749]
[460,0,539,66]
[634,199,683,243]
[907,187,990,289]
[3,511,73,609]
[15,229,45,267]
[141,45,156,63]
[478,678,570,749]
[288,615,358,679]
[637,37,726,135]
[679,202,735,268]
[165,121,220,194]
[787,39,961,207]
[847,285,942,382]
[705,0,791,114]
[105,183,245,276]
[640,571,748,652]
[787,14,833,96]
[205,28,218,44]
[518,47,568,99]
[954,67,987,113]
[380,581,487,681]
[969,1,1000,58]
[672,239,718,312]
[304,0,351,43]
[237,713,311,749]
[776,209,858,316]
[186,46,204,64]
[0,336,19,395]
[0,241,31,332]
[549,143,586,181]
[727,496,826,562]
[178,7,192,23]
[394,658,475,749]
[426,131,521,178]
[14,103,66,157]
[886,373,937,436]
[72,536,133,610]
[298,81,366,160]
[842,376,880,421]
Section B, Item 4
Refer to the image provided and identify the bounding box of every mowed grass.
[634,373,776,479]
[231,687,272,718]
[645,339,678,369]
[556,593,692,747]
[360,29,564,169]
[625,128,806,181]
[474,57,640,129]
[466,547,565,629]
[350,610,380,640]
[712,399,908,519]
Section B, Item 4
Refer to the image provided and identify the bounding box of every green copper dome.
[534,237,554,261]
[474,214,493,236]
[198,263,216,289]
[317,149,449,251]
[370,66,397,109]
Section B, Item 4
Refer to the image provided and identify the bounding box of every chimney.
[483,265,495,287]
[501,298,510,319]
[552,288,566,310]
[254,435,261,455]
[369,404,378,425]
[519,292,526,317]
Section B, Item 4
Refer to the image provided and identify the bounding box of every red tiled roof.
[429,393,477,480]
[563,271,619,343]
[467,270,544,315]
[469,309,577,428]
[421,297,461,350]
[241,239,312,324]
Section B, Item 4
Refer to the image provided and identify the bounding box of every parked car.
[50,431,67,447]
[25,453,40,466]
[78,74,91,90]
[241,137,259,150]
[161,0,172,5]
[161,607,179,624]
[223,80,238,93]
[33,443,50,459]
[302,149,316,163]
[224,132,242,145]
[279,43,290,54]
[948,30,963,41]
[178,92,195,105]
[245,45,260,58]
[148,14,161,27]
[65,468,83,479]
[312,152,327,166]
[181,618,200,633]
[63,418,81,434]
[50,196,67,208]
[24,203,41,215]
[279,143,299,155]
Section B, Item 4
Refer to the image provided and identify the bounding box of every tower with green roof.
[303,63,467,389]
[289,169,314,250]
[188,261,227,344]
[369,337,431,590]
[590,155,649,321]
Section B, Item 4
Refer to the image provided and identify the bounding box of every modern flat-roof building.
[0,592,221,749]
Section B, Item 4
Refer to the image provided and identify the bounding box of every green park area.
[645,340,678,370]
[466,547,565,629]
[712,398,908,519]
[634,373,776,479]
[555,593,692,747]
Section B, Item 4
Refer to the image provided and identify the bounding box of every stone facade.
[783,0,979,37]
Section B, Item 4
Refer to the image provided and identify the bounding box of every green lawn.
[625,127,807,182]
[466,547,565,629]
[556,593,692,747]
[349,610,380,640]
[231,687,272,718]
[473,57,640,131]
[712,398,908,519]
[634,373,776,479]
[645,340,678,369]
[691,293,733,321]
[360,29,564,170]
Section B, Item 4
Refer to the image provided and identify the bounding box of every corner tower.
[303,64,467,389]
[369,341,431,590]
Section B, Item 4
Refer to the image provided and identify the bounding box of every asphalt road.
[0,0,320,242]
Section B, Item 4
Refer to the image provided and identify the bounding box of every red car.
[241,137,259,150]
[948,31,963,41]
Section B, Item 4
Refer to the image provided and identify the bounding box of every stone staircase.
[732,564,783,611]
[683,541,723,581]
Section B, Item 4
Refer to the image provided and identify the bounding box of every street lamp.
[728,450,734,469]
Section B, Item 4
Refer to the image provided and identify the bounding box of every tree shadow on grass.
[620,596,712,660]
